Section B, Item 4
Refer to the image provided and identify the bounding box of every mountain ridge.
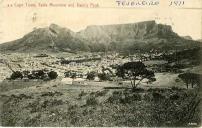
[0,20,200,53]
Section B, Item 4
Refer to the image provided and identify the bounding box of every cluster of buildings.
[0,51,174,81]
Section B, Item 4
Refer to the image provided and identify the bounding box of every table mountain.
[0,21,200,53]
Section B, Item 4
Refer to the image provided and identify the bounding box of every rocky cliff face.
[0,21,200,53]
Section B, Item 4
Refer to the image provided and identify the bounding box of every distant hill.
[0,24,90,53]
[181,36,192,40]
[196,39,202,42]
[0,21,200,53]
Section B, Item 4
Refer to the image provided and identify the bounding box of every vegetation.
[70,73,77,79]
[116,62,155,89]
[10,71,23,80]
[86,71,96,80]
[48,71,58,80]
[64,71,77,79]
[8,69,58,80]
[1,88,201,127]
[98,73,111,81]
[0,21,201,127]
[178,73,201,88]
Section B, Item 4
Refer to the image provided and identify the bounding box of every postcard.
[0,0,201,127]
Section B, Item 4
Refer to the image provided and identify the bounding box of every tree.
[36,70,46,79]
[70,73,77,80]
[48,71,58,80]
[10,71,23,80]
[116,62,155,89]
[86,71,96,80]
[22,70,30,78]
[64,71,71,77]
[178,73,201,89]
[98,73,111,81]
[101,66,114,76]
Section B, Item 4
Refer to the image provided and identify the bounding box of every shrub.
[41,91,63,97]
[70,73,77,79]
[171,86,183,91]
[10,71,23,80]
[86,97,98,106]
[94,90,108,97]
[144,93,153,101]
[48,71,58,79]
[112,91,122,95]
[98,73,111,81]
[107,94,122,104]
[36,70,45,79]
[86,71,96,80]
[78,91,87,99]
[169,93,180,100]
[152,92,165,101]
[175,78,180,82]
[41,99,64,108]
[132,93,142,101]
[132,88,145,93]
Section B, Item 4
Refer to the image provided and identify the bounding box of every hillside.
[0,24,90,53]
[0,21,200,53]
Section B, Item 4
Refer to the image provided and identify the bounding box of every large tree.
[178,73,201,88]
[116,61,155,88]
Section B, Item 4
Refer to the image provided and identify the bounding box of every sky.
[0,0,201,43]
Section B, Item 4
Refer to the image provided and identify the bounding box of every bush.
[94,90,108,97]
[132,93,142,101]
[169,93,180,100]
[107,95,121,103]
[132,88,145,93]
[152,92,165,101]
[78,91,87,99]
[48,71,58,79]
[144,93,153,101]
[171,86,183,91]
[86,97,98,106]
[36,70,45,79]
[64,71,71,77]
[98,73,111,81]
[41,91,63,97]
[86,71,96,80]
[70,73,77,79]
[10,71,23,80]
[41,99,64,108]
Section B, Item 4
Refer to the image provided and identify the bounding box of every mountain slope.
[0,24,90,53]
[77,20,200,52]
[0,21,200,53]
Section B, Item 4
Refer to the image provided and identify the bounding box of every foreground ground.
[0,78,201,127]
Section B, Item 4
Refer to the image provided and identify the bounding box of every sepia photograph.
[0,0,201,127]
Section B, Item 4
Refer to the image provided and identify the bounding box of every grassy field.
[0,76,201,127]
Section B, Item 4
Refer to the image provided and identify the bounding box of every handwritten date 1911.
[169,0,185,6]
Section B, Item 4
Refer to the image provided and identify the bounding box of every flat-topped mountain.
[77,20,178,44]
[0,21,200,53]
